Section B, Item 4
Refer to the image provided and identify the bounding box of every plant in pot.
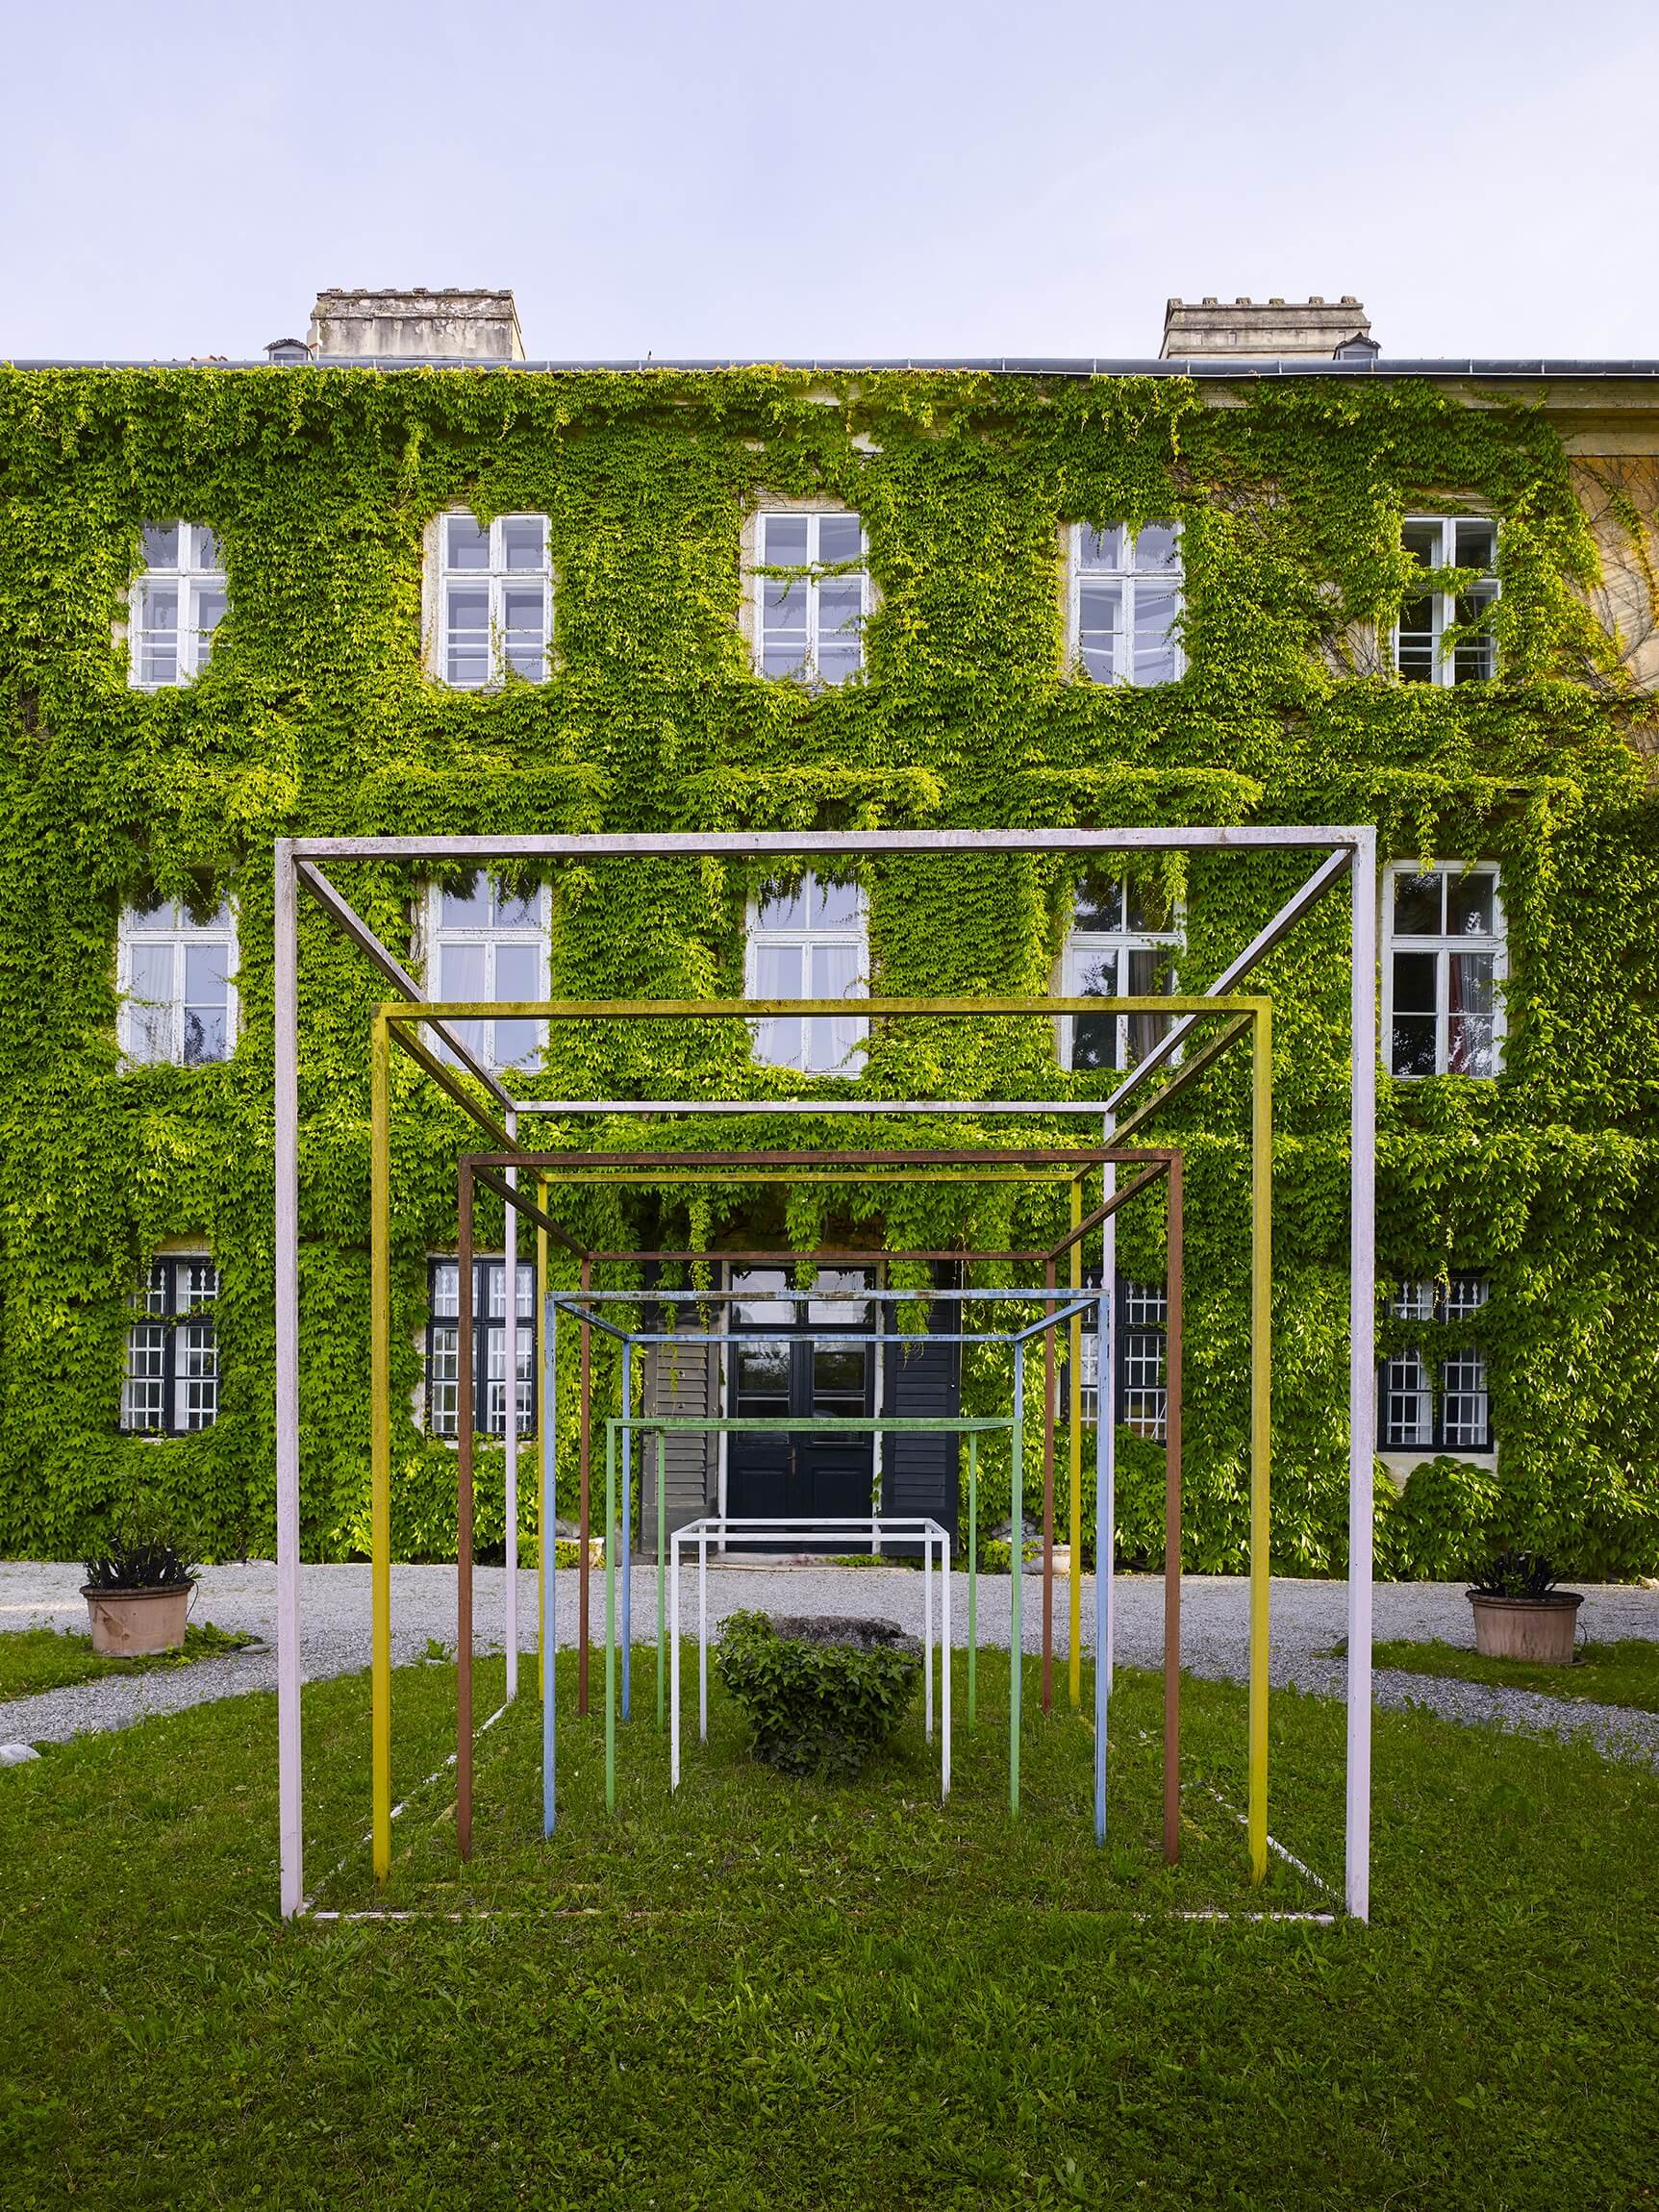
[81,1500,198,1657]
[1468,1549,1583,1665]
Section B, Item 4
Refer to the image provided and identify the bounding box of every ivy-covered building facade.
[3,289,1656,1578]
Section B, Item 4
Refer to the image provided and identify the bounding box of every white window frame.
[121,1254,221,1435]
[750,510,869,686]
[423,878,551,1073]
[744,873,869,1075]
[117,898,239,1067]
[1393,515,1499,686]
[1057,876,1183,1072]
[1381,863,1506,1080]
[428,510,553,689]
[1067,521,1185,686]
[128,523,226,689]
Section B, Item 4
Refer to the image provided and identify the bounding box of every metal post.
[1101,1142,1117,1694]
[1249,1004,1274,1885]
[542,1289,557,1838]
[1068,1179,1083,1712]
[274,842,304,1919]
[537,1182,548,1708]
[940,1524,951,1799]
[457,1160,475,1861]
[1042,1256,1056,1715]
[1011,1340,1023,1818]
[1347,832,1377,1922]
[923,1528,933,1744]
[504,1109,518,1702]
[1164,1155,1184,1865]
[578,1255,592,1715]
[968,1431,978,1727]
[370,1009,392,1882]
[605,1421,616,1814]
[657,1428,667,1728]
[698,1530,708,1744]
[1094,1273,1111,1846]
[621,1339,633,1722]
[670,1528,682,1790]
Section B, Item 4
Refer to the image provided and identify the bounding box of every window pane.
[1442,879,1491,943]
[1454,521,1496,572]
[757,885,809,930]
[1392,950,1438,1016]
[1392,875,1443,936]
[127,942,175,1062]
[492,884,542,930]
[1071,1013,1117,1071]
[1390,1016,1437,1078]
[1124,945,1169,1066]
[810,943,860,999]
[733,1270,792,1325]
[1395,601,1437,683]
[183,1005,229,1066]
[815,580,864,682]
[1078,525,1122,571]
[137,583,180,685]
[1383,1350,1433,1448]
[762,515,810,566]
[1441,1351,1490,1447]
[754,943,805,997]
[129,940,175,999]
[193,588,226,667]
[810,876,859,926]
[1131,523,1180,572]
[432,1263,461,1318]
[1132,588,1180,684]
[445,515,490,569]
[736,1343,791,1403]
[813,1343,866,1404]
[807,1013,863,1074]
[428,1322,461,1437]
[141,524,180,568]
[192,526,222,573]
[444,585,490,686]
[183,941,229,1001]
[1452,587,1496,684]
[1078,582,1123,682]
[501,516,546,570]
[494,941,543,1000]
[126,896,179,934]
[1401,521,1443,570]
[1071,948,1118,997]
[502,588,546,679]
[1073,878,1122,932]
[817,515,863,567]
[816,641,863,686]
[440,877,493,928]
[755,1015,803,1068]
[807,1270,873,1324]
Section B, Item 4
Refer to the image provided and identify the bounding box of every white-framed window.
[129,523,226,688]
[1394,516,1498,685]
[1058,875,1182,1072]
[1068,522,1184,686]
[121,1256,220,1434]
[433,512,552,687]
[746,873,867,1075]
[753,511,868,685]
[1075,1275,1168,1437]
[426,1258,535,1438]
[1383,864,1504,1079]
[425,877,550,1072]
[118,896,238,1067]
[1380,1274,1491,1452]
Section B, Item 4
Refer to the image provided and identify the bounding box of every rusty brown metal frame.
[451,1140,1186,1866]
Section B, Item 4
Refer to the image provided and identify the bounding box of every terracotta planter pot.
[1468,1591,1582,1665]
[82,1584,190,1656]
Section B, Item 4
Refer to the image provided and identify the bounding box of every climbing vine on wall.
[0,363,1654,1576]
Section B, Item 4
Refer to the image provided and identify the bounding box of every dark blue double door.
[726,1272,874,1540]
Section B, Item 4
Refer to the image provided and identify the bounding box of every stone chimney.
[1160,295,1375,361]
[307,288,525,362]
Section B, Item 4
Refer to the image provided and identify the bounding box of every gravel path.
[5,1558,1659,1766]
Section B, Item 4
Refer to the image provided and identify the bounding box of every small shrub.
[82,1496,198,1593]
[714,1610,920,1780]
[1470,1549,1561,1599]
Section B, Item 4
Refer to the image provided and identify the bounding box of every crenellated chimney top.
[1161,294,1375,361]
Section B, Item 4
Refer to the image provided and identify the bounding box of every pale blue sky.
[4,0,1657,362]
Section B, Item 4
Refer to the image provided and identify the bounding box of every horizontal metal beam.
[468,1144,1169,1170]
[300,829,1364,863]
[512,1099,1126,1117]
[389,994,1265,1021]
[469,1162,590,1263]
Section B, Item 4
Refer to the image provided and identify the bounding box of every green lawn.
[2,1648,1656,2210]
[1372,1636,1659,1714]
[0,1621,259,1700]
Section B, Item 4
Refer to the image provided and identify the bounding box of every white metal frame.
[430,510,553,688]
[1393,515,1499,687]
[128,522,226,689]
[751,510,869,685]
[1379,861,1506,1079]
[422,877,551,1072]
[743,871,868,1074]
[272,823,1377,1924]
[116,897,239,1067]
[669,1515,951,1800]
[1067,520,1185,685]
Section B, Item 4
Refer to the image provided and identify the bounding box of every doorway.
[725,1268,876,1545]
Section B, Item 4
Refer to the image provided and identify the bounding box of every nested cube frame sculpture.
[272,827,1377,1920]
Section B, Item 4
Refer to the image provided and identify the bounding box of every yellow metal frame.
[367,993,1273,1886]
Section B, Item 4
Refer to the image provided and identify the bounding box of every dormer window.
[130,524,226,688]
[435,513,552,687]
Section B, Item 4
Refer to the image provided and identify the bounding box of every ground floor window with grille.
[1074,1276,1169,1439]
[121,1257,220,1433]
[426,1258,536,1438]
[1380,1274,1492,1452]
